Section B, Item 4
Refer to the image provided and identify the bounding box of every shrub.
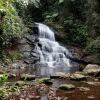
[0,0,26,60]
[0,74,8,86]
[63,16,88,47]
[86,37,100,59]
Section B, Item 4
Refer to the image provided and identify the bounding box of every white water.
[35,23,71,69]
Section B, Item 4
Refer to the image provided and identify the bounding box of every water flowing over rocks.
[18,23,72,76]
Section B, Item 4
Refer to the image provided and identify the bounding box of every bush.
[0,0,25,38]
[0,74,8,86]
[86,37,100,59]
[0,0,26,60]
[63,16,88,47]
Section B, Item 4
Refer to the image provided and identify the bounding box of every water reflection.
[34,63,78,77]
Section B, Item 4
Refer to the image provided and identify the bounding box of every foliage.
[63,16,88,47]
[44,12,59,23]
[0,0,26,60]
[0,74,8,86]
[86,37,100,59]
[0,0,25,39]
[59,0,64,4]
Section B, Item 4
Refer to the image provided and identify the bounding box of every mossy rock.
[59,84,75,90]
[34,78,52,85]
[21,74,35,81]
[15,81,25,86]
[70,73,86,81]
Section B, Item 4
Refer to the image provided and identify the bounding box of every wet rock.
[85,82,100,86]
[15,81,25,86]
[70,72,86,81]
[59,84,75,90]
[42,78,53,85]
[87,95,95,99]
[8,73,16,78]
[34,78,52,85]
[78,87,90,91]
[21,74,35,80]
[50,72,70,79]
[83,64,100,75]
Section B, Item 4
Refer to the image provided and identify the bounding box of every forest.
[0,0,100,100]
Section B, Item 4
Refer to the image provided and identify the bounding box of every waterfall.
[34,23,71,68]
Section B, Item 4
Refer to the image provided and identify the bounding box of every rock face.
[83,64,100,75]
[59,84,75,90]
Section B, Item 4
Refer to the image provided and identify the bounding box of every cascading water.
[34,23,72,76]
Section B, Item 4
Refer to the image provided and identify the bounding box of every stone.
[70,72,86,81]
[15,81,25,86]
[21,74,35,80]
[8,73,16,78]
[59,84,75,90]
[78,87,90,91]
[85,82,100,86]
[83,64,100,75]
[34,78,52,85]
[87,95,95,99]
[42,78,53,85]
[50,72,70,79]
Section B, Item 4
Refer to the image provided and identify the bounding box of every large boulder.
[83,64,100,75]
[70,72,86,81]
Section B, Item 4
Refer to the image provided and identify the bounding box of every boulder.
[70,72,86,81]
[34,78,53,85]
[15,81,25,86]
[59,84,75,90]
[50,72,70,79]
[85,82,100,86]
[83,64,100,75]
[8,73,16,78]
[21,74,35,80]
[87,95,95,99]
[78,87,90,92]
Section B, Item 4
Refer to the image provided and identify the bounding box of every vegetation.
[86,37,100,59]
[0,74,8,86]
[0,0,100,59]
[63,16,88,47]
[0,0,25,60]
